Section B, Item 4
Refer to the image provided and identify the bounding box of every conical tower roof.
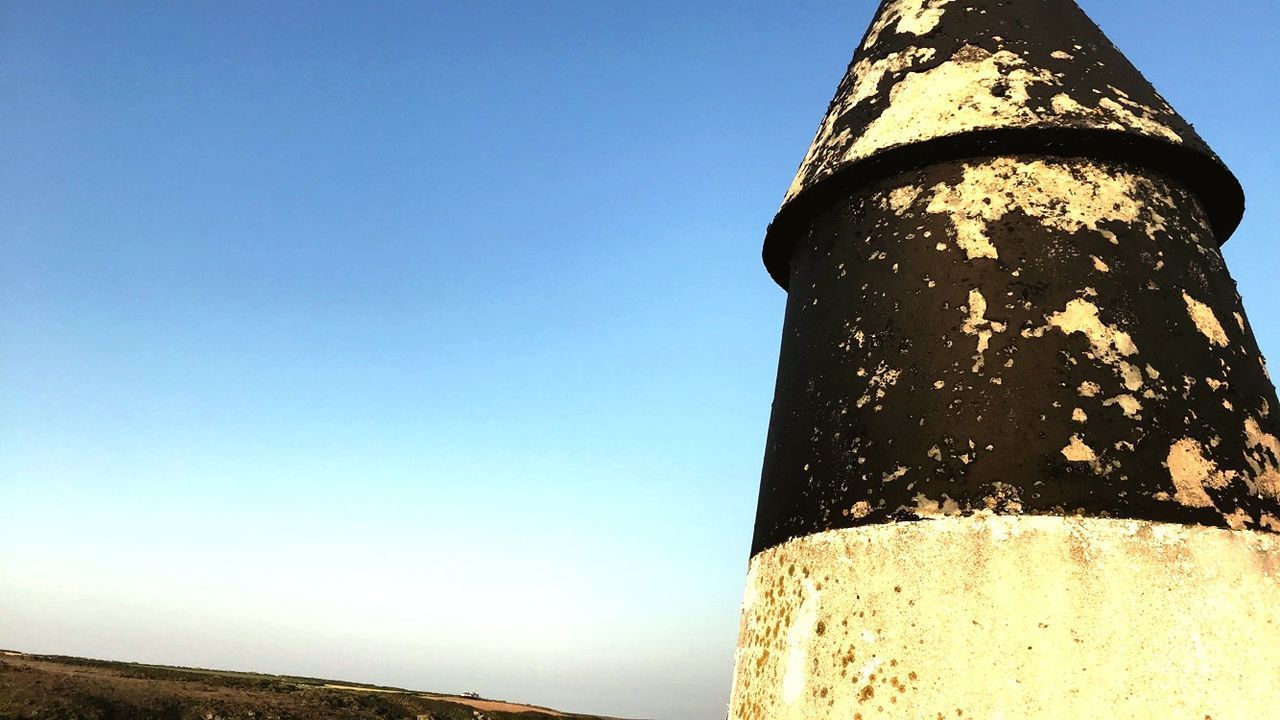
[765,0,1243,287]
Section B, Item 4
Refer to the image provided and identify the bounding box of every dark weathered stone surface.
[751,155,1280,556]
[764,0,1243,288]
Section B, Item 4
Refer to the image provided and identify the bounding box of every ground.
[0,650,632,720]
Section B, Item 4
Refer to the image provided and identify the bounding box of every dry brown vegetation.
[0,651,628,720]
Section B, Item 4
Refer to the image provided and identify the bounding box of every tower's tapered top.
[765,0,1243,286]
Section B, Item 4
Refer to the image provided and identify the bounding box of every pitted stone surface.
[731,516,1280,720]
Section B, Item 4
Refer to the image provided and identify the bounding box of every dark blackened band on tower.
[762,128,1242,289]
[747,0,1275,558]
[750,155,1280,557]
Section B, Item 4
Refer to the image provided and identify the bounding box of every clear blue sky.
[2,2,1276,718]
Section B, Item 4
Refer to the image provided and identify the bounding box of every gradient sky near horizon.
[2,2,1277,718]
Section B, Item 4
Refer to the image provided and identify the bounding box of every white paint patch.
[885,184,923,212]
[1243,417,1280,499]
[1103,394,1143,418]
[1062,435,1097,464]
[849,47,937,107]
[1052,93,1182,144]
[862,0,953,49]
[1118,361,1145,392]
[924,158,1171,265]
[1047,299,1139,364]
[1166,438,1235,508]
[882,466,910,483]
[847,46,1054,174]
[961,288,1006,372]
[912,492,959,516]
[1097,97,1182,144]
[785,41,1188,206]
[781,577,820,704]
[1181,291,1229,346]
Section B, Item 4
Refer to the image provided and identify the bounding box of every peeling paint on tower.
[732,1,1280,717]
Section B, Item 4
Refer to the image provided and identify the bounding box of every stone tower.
[730,1,1280,717]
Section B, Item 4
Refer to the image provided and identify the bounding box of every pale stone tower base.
[730,515,1280,719]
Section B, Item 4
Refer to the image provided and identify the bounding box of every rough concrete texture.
[752,154,1280,554]
[730,515,1280,720]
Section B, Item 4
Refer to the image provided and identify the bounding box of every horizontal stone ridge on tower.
[763,0,1243,288]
